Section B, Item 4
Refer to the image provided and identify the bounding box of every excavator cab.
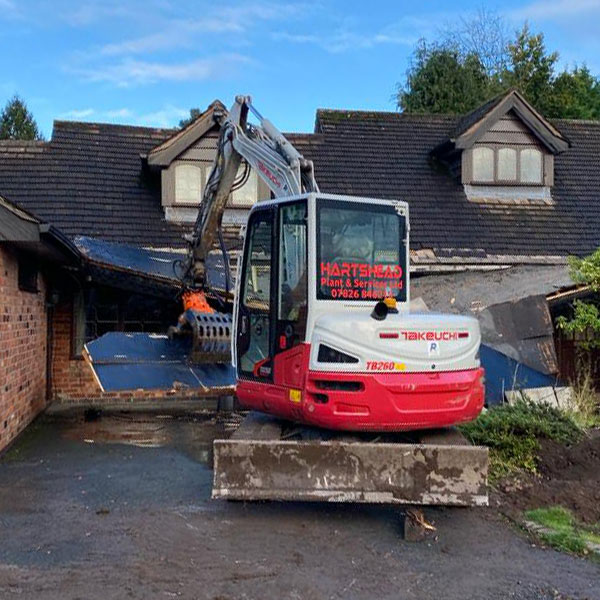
[233,193,484,431]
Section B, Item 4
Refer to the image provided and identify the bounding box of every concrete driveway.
[0,412,598,600]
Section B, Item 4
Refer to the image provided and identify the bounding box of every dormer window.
[471,145,545,185]
[432,90,569,200]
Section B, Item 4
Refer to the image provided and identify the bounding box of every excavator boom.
[185,95,318,290]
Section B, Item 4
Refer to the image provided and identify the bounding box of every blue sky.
[1,0,599,138]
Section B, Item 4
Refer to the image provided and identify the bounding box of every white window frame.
[471,145,545,186]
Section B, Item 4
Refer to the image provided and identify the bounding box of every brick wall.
[50,299,215,406]
[0,246,48,452]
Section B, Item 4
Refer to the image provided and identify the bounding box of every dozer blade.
[213,412,488,506]
[84,331,235,393]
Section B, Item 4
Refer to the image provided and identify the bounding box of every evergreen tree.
[0,95,43,140]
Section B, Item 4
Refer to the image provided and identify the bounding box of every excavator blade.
[213,412,489,506]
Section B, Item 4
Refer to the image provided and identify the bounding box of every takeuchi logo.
[399,331,469,341]
[257,160,281,189]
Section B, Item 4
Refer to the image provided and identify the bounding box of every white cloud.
[105,108,133,119]
[136,105,189,128]
[98,18,243,57]
[73,54,250,87]
[80,1,310,58]
[59,108,95,119]
[55,105,188,128]
[65,1,311,88]
[510,0,600,20]
[273,20,418,54]
[62,1,136,27]
[0,0,22,19]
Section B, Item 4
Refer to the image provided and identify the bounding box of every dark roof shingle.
[0,121,189,248]
[0,104,598,261]
[297,109,600,258]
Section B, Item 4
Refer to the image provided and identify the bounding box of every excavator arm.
[185,95,318,291]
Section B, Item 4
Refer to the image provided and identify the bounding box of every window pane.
[317,199,406,302]
[240,213,272,376]
[279,202,307,319]
[242,217,272,309]
[231,167,258,207]
[279,202,307,344]
[472,147,494,182]
[175,164,202,204]
[520,148,543,183]
[497,147,517,181]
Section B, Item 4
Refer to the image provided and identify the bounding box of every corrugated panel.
[84,332,235,392]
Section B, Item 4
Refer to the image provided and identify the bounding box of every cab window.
[278,201,307,345]
[317,199,406,302]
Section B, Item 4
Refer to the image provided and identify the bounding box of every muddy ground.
[495,429,600,525]
[0,412,598,600]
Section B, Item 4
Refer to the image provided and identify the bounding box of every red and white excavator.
[176,95,485,432]
[87,96,489,507]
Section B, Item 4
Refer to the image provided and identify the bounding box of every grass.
[525,506,600,556]
[569,357,600,428]
[459,399,583,482]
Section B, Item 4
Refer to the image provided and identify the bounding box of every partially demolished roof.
[74,235,230,298]
[0,92,598,264]
[411,265,573,376]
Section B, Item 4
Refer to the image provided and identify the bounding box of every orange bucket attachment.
[182,290,214,314]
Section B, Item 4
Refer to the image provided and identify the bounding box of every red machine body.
[233,194,484,432]
[236,344,484,431]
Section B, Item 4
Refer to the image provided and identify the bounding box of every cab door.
[236,208,275,380]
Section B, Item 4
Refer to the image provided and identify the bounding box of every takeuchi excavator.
[85,96,489,507]
[172,95,485,432]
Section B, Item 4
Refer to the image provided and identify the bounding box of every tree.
[504,24,558,115]
[179,108,201,128]
[442,7,510,78]
[547,66,600,120]
[397,40,489,114]
[556,250,600,349]
[0,95,43,141]
[397,16,600,120]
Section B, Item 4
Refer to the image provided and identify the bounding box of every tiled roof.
[0,104,599,260]
[290,110,600,259]
[0,121,189,248]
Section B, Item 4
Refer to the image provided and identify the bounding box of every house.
[1,88,599,436]
[0,195,80,450]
